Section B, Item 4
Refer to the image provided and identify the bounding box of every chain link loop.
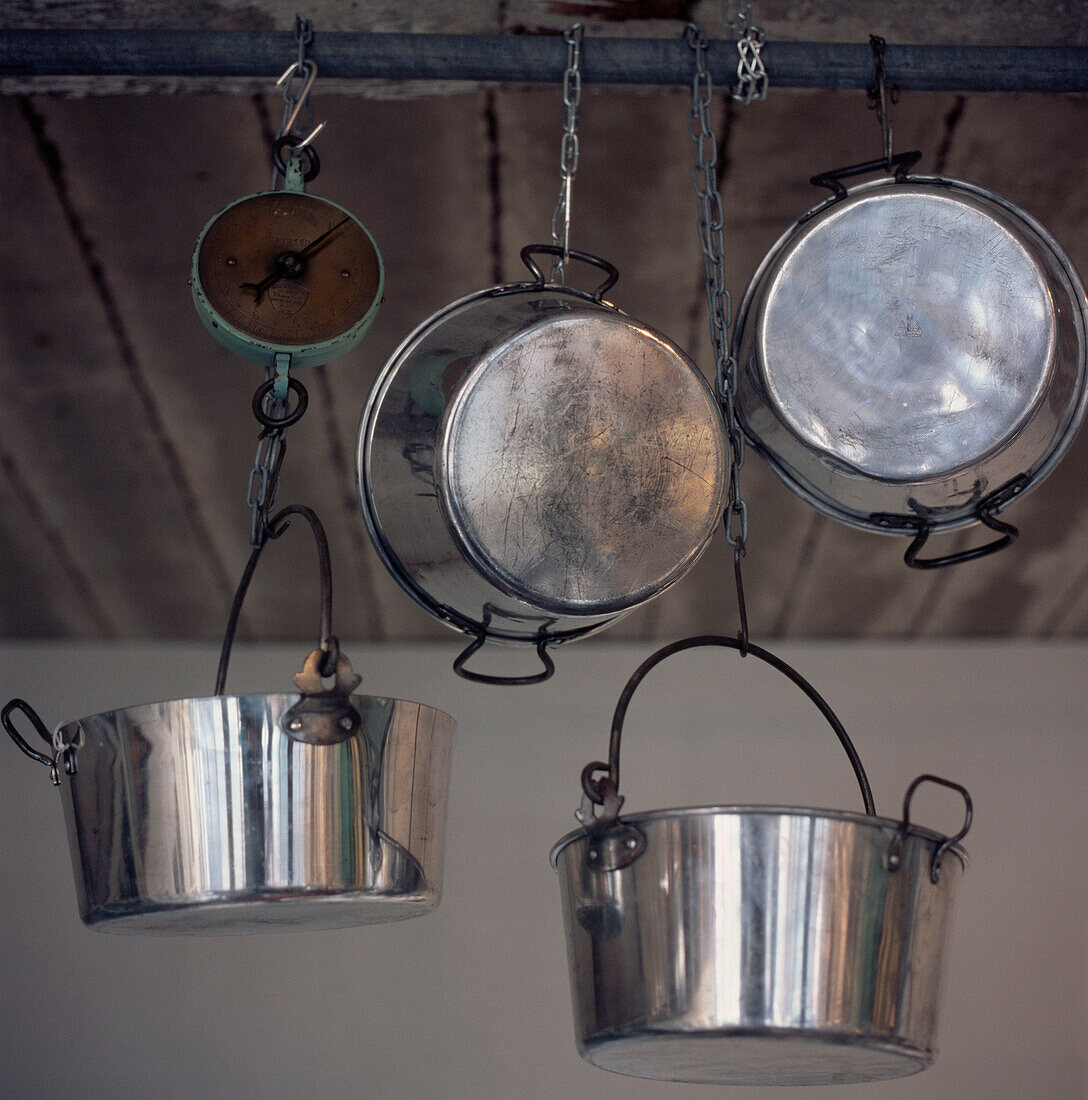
[247,384,289,547]
[725,4,768,104]
[247,423,287,547]
[549,24,584,283]
[245,357,308,547]
[684,22,749,556]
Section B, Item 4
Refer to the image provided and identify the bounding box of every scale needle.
[241,216,351,304]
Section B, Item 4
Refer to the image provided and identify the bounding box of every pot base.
[581,1029,931,1086]
[84,891,437,936]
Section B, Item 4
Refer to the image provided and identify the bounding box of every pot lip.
[53,692,455,735]
[360,279,626,437]
[358,279,628,482]
[549,802,968,869]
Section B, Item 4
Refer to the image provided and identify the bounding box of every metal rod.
[2,31,1088,93]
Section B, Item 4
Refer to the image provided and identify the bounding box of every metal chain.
[725,4,768,104]
[685,22,747,557]
[549,24,584,283]
[246,358,309,547]
[247,418,287,546]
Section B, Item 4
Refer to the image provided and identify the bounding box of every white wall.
[0,639,1084,1099]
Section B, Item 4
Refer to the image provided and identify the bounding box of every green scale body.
[191,167,383,371]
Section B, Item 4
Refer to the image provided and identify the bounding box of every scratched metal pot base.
[552,636,971,1085]
[359,247,726,682]
[733,153,1088,567]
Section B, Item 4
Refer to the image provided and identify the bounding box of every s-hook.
[272,14,326,188]
[867,34,900,167]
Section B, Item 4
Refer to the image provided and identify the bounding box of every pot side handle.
[214,504,362,744]
[888,774,973,884]
[902,510,1018,570]
[519,245,619,300]
[2,698,76,786]
[809,150,922,200]
[871,473,1028,570]
[453,629,555,686]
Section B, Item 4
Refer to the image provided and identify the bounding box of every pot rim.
[53,691,455,738]
[733,172,1088,534]
[549,802,969,870]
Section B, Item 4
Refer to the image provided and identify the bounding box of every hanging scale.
[191,16,384,544]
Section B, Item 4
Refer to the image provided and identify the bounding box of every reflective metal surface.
[359,281,726,646]
[734,176,1088,533]
[52,693,454,934]
[552,806,966,1085]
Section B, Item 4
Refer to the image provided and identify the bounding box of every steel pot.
[733,151,1088,567]
[551,635,971,1085]
[3,507,454,934]
[358,246,727,683]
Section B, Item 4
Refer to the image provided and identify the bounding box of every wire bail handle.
[549,23,584,284]
[576,635,877,871]
[214,504,362,745]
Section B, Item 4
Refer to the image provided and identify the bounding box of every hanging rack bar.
[1,31,1087,93]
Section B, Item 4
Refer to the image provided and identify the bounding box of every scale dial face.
[193,191,383,363]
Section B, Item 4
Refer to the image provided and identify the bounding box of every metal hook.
[867,34,899,166]
[725,3,752,36]
[276,60,325,149]
[733,546,749,657]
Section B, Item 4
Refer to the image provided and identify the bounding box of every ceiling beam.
[2,31,1088,94]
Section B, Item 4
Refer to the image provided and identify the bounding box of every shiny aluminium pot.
[2,507,455,934]
[733,151,1088,568]
[358,247,727,684]
[3,690,453,935]
[552,636,972,1086]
